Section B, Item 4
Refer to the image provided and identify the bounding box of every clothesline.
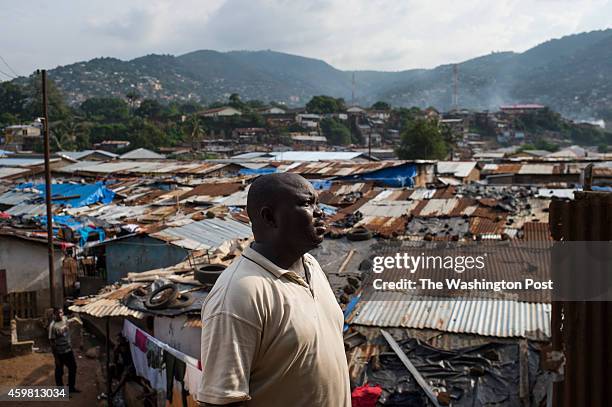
[122,319,203,403]
[122,319,201,370]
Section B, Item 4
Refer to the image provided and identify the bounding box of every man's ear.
[260,206,276,228]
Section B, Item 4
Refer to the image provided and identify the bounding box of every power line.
[0,67,16,80]
[0,55,19,77]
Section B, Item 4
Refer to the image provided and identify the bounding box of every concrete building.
[0,233,65,317]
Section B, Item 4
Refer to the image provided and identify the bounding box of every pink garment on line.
[135,329,148,353]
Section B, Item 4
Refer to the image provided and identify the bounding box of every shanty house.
[0,232,66,317]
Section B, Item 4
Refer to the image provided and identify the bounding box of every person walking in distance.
[49,308,80,393]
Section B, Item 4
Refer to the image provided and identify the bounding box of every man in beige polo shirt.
[198,173,351,406]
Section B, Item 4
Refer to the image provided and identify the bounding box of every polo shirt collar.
[242,246,310,287]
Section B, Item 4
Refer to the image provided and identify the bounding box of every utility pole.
[40,69,55,308]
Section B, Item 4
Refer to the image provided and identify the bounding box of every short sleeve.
[197,311,261,405]
[48,322,55,340]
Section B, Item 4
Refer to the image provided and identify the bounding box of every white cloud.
[0,0,610,76]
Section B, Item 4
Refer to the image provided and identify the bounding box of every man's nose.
[314,205,323,218]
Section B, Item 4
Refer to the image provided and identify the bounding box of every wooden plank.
[338,250,355,274]
[381,329,442,407]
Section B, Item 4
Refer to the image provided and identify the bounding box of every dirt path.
[0,334,105,406]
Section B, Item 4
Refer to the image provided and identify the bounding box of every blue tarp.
[16,182,115,208]
[310,180,332,190]
[592,186,612,192]
[238,168,278,176]
[337,163,417,187]
[318,203,337,216]
[39,215,106,246]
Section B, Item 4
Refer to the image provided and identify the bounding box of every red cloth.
[352,384,382,407]
[135,329,148,353]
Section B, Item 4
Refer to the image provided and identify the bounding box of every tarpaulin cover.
[337,164,417,187]
[17,182,115,207]
[39,215,106,246]
[364,337,551,407]
[311,180,332,190]
[238,168,278,175]
[318,203,337,216]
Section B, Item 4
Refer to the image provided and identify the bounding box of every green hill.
[18,29,612,120]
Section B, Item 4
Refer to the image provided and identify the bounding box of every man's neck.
[251,241,303,269]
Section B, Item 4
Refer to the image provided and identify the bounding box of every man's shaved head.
[246,172,326,263]
[247,173,310,221]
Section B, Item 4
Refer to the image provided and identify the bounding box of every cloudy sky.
[1,0,610,78]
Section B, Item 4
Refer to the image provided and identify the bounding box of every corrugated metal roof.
[233,151,367,161]
[409,188,436,200]
[120,148,166,160]
[522,222,552,241]
[0,158,46,167]
[357,200,417,217]
[349,292,551,339]
[536,188,576,199]
[59,150,118,160]
[57,160,229,176]
[151,217,252,250]
[288,161,401,177]
[5,202,47,216]
[180,182,244,202]
[356,216,407,237]
[436,161,477,178]
[69,283,146,318]
[0,190,38,206]
[0,167,30,179]
[518,164,555,175]
[416,198,459,217]
[218,187,250,207]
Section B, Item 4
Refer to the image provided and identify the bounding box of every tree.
[228,93,244,110]
[182,116,207,150]
[306,96,345,114]
[125,91,141,113]
[371,101,391,110]
[125,118,168,149]
[80,98,129,122]
[135,99,163,120]
[396,118,449,160]
[0,82,28,121]
[321,118,350,145]
[23,74,72,122]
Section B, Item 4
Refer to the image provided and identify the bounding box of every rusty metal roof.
[356,216,407,237]
[69,283,146,318]
[180,182,244,202]
[522,222,552,241]
[288,161,406,177]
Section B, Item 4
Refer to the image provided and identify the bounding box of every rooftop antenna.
[452,64,459,111]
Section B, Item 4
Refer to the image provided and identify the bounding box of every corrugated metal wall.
[549,191,612,407]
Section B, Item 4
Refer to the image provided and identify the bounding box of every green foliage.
[396,118,449,160]
[371,101,391,110]
[80,98,129,122]
[178,101,203,115]
[598,143,608,153]
[135,99,164,120]
[320,118,350,145]
[306,95,345,114]
[24,75,72,122]
[126,118,169,149]
[0,82,28,121]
